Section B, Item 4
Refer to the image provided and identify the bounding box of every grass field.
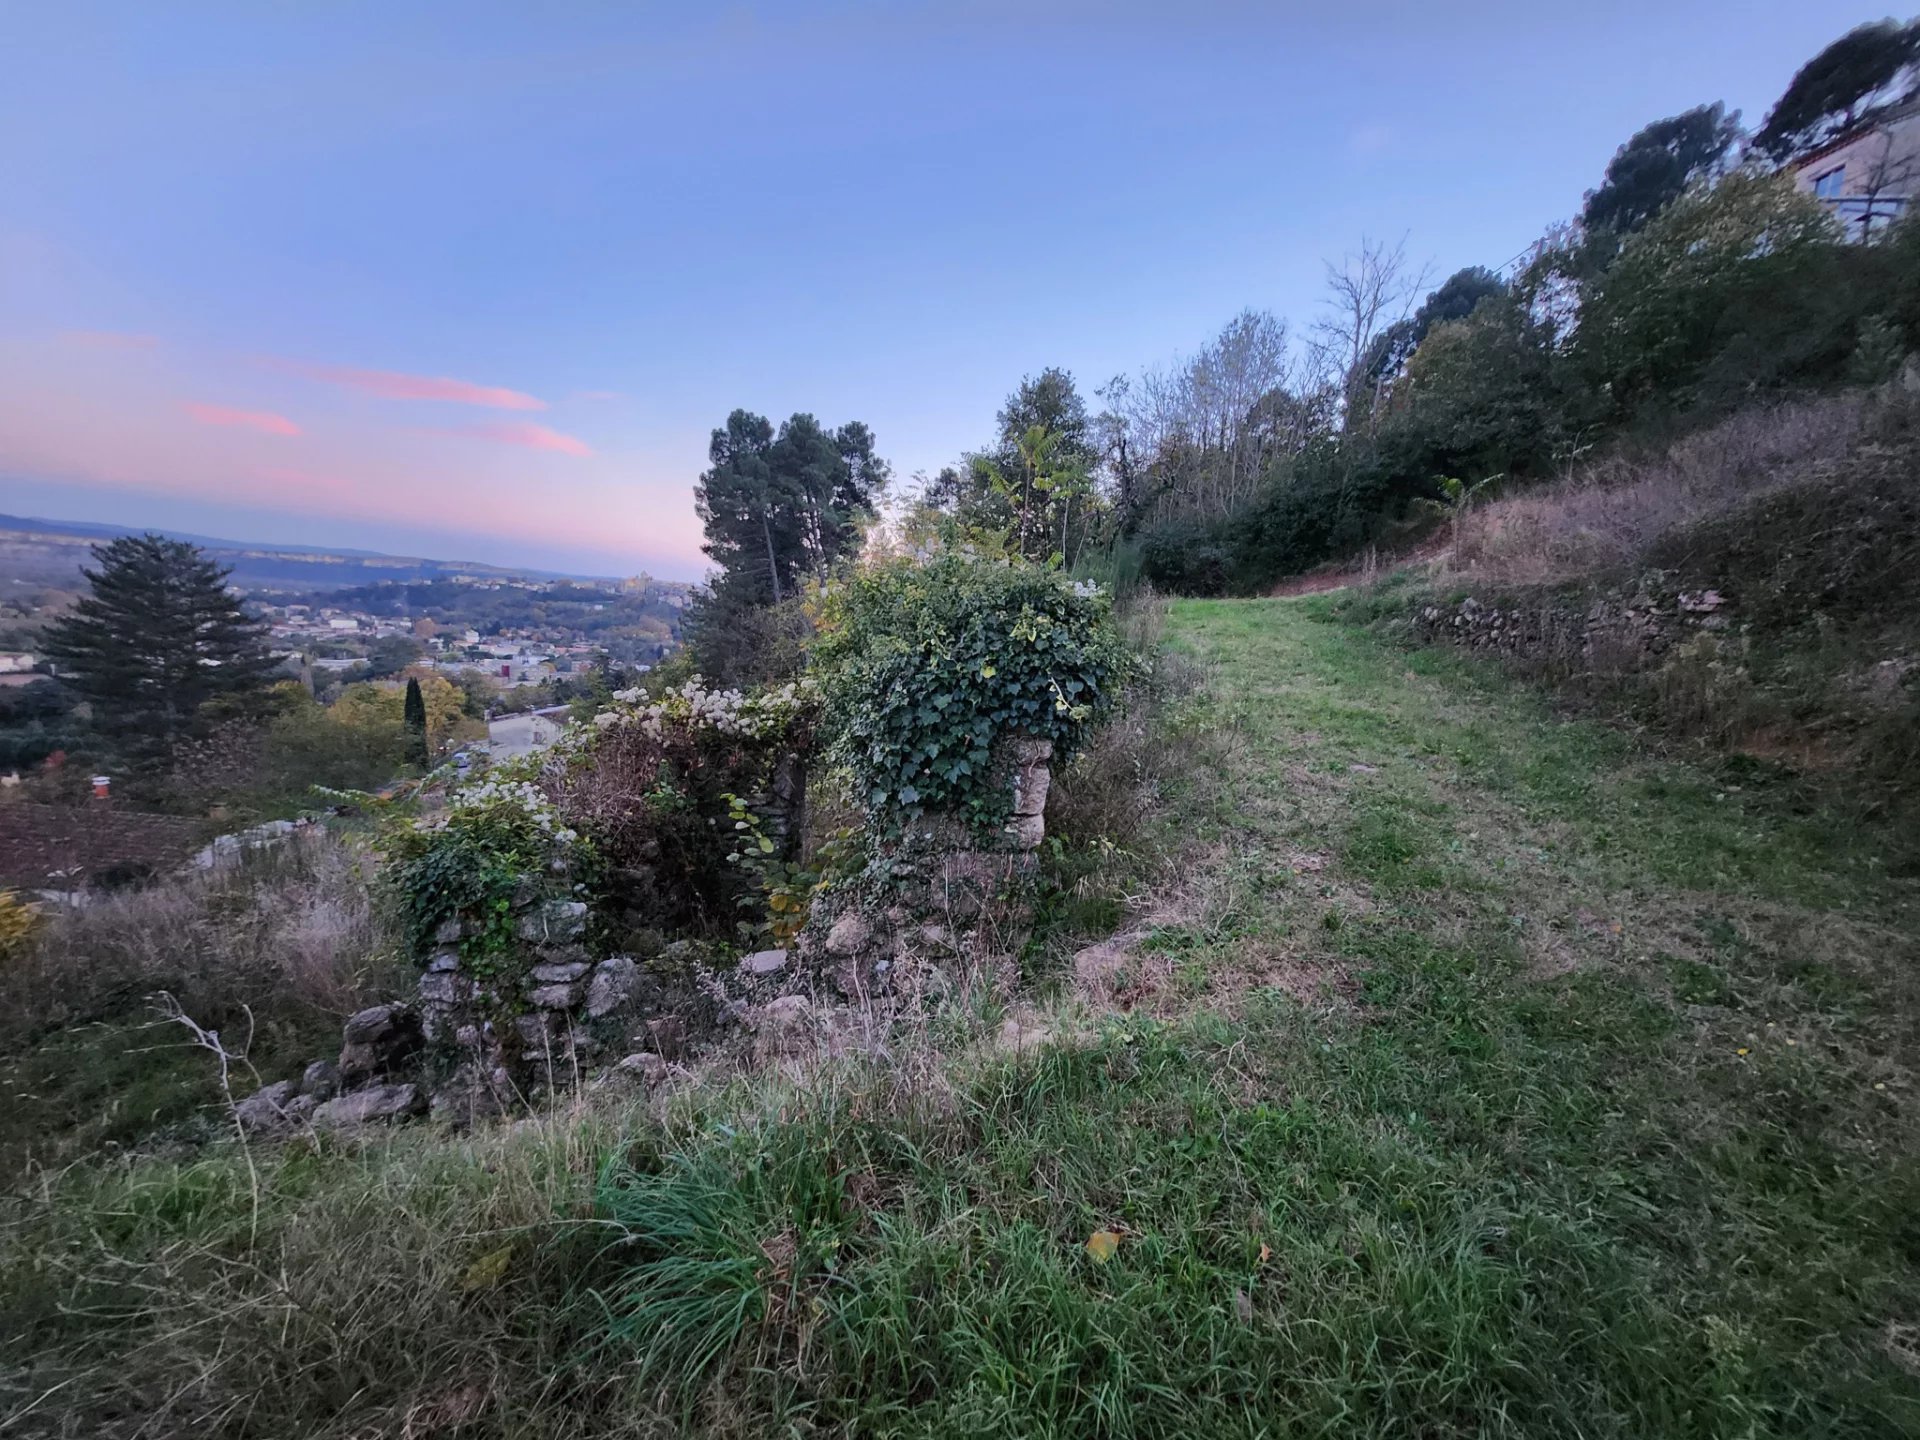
[4,596,1917,1437]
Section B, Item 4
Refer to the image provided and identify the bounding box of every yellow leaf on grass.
[1086,1229,1120,1263]
[1258,1242,1272,1264]
[462,1245,514,1291]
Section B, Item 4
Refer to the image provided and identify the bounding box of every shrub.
[810,555,1130,834]
[0,833,398,1049]
[1137,515,1234,596]
[539,679,816,939]
[387,777,590,972]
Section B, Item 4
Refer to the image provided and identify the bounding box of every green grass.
[4,596,1918,1436]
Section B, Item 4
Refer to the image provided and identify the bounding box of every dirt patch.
[1243,943,1358,1009]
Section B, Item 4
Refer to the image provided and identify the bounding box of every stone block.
[235,1080,299,1134]
[587,956,639,1017]
[338,1003,422,1085]
[525,981,585,1009]
[825,910,872,957]
[299,1059,341,1100]
[517,900,588,943]
[529,960,591,984]
[311,1083,426,1129]
[739,948,788,976]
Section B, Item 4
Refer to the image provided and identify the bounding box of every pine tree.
[42,534,282,770]
[402,675,430,766]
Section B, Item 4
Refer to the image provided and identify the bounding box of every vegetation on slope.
[6,598,1916,1437]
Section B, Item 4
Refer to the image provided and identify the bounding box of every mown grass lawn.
[5,596,1917,1438]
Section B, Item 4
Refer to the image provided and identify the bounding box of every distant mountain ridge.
[0,513,629,592]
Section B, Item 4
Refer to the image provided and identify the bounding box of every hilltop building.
[1791,96,1920,240]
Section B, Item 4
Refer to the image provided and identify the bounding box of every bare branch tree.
[1314,234,1433,424]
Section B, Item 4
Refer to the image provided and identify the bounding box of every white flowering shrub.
[536,676,819,936]
[389,773,593,972]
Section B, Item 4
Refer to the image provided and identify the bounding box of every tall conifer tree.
[42,534,281,770]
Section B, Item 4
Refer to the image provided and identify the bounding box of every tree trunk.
[761,512,783,605]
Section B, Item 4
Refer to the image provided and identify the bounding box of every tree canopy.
[41,535,282,769]
[694,409,888,606]
[403,675,429,766]
[1581,103,1742,235]
[928,368,1105,563]
[1361,267,1509,392]
[1754,18,1920,161]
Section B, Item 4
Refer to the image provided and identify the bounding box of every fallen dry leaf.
[1086,1229,1120,1263]
[460,1245,513,1292]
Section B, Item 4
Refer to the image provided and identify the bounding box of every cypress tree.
[402,675,430,766]
[42,534,282,771]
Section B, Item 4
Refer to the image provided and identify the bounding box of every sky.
[0,1,1879,580]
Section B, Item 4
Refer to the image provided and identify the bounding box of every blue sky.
[0,2,1876,579]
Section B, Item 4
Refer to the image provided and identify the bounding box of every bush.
[1137,515,1234,596]
[811,555,1130,833]
[538,679,816,939]
[681,591,813,689]
[387,777,590,970]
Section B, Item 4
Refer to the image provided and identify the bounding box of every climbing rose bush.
[810,554,1130,831]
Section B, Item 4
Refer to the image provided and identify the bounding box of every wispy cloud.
[184,402,301,437]
[463,421,592,456]
[284,361,546,411]
[60,330,160,352]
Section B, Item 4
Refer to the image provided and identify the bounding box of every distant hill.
[0,514,627,594]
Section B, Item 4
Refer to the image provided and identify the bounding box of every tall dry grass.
[0,832,406,1050]
[1448,392,1874,586]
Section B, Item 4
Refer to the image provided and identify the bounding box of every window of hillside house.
[1812,166,1844,199]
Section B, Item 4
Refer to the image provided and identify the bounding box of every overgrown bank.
[6,598,1917,1437]
[1338,385,1920,859]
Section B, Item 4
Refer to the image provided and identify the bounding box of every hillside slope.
[4,598,1917,1436]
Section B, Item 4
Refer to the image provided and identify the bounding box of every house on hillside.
[485,704,571,758]
[1791,96,1920,241]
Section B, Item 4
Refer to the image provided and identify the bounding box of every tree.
[402,676,429,766]
[935,369,1106,562]
[1359,267,1509,396]
[694,409,888,606]
[1582,103,1742,236]
[42,534,282,770]
[1754,19,1920,161]
[366,634,425,679]
[996,368,1094,465]
[1575,172,1841,410]
[331,674,465,738]
[1315,234,1432,420]
[1395,296,1563,480]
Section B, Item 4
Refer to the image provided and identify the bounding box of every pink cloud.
[60,330,160,352]
[286,361,545,411]
[184,402,302,437]
[464,421,593,456]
